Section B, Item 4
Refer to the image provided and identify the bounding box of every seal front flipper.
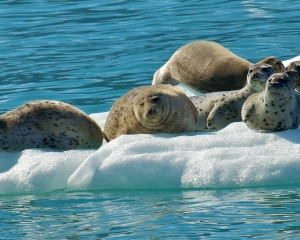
[206,104,230,129]
[241,104,255,123]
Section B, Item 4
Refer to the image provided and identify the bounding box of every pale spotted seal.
[152,40,285,92]
[241,73,300,131]
[0,100,103,152]
[103,84,199,142]
[285,60,300,92]
[189,63,274,131]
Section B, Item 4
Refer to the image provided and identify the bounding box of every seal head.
[267,73,294,97]
[248,63,275,91]
[133,93,171,130]
[256,56,286,74]
[285,60,300,92]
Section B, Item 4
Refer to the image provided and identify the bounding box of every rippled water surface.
[1,0,299,114]
[2,188,300,238]
[1,0,300,238]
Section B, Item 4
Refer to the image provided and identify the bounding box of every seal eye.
[152,97,159,103]
[140,103,144,108]
[149,96,160,104]
[262,67,270,73]
[249,69,254,74]
[296,66,300,71]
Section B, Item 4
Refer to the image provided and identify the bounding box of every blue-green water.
[2,188,300,238]
[1,0,300,238]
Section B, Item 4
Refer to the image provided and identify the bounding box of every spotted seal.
[189,63,274,131]
[0,100,103,152]
[285,60,300,92]
[103,84,199,142]
[241,73,300,131]
[152,40,285,92]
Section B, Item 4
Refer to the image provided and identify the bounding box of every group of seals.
[0,100,103,152]
[4,40,298,151]
[242,73,300,131]
[189,63,274,131]
[103,85,199,142]
[152,40,285,92]
[103,41,299,141]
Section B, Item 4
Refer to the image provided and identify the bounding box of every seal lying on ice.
[189,63,274,131]
[0,100,103,152]
[103,84,199,141]
[152,40,285,92]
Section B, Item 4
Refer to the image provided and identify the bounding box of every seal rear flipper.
[206,104,229,129]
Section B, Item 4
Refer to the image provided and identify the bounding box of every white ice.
[0,56,300,194]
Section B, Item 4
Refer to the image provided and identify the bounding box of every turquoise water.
[1,0,300,238]
[2,188,300,238]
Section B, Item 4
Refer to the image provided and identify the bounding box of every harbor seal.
[0,100,103,152]
[256,56,286,74]
[189,63,274,131]
[152,40,285,92]
[285,60,300,92]
[103,84,199,142]
[241,73,300,131]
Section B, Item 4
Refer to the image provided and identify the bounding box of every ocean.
[1,0,300,238]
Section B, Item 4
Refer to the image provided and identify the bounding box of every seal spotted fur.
[241,73,300,131]
[152,40,285,92]
[189,63,274,131]
[103,85,199,141]
[0,100,103,152]
[285,60,300,92]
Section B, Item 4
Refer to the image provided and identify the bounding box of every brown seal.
[0,100,103,152]
[285,60,300,92]
[241,73,300,131]
[103,85,199,142]
[189,63,274,131]
[152,40,285,92]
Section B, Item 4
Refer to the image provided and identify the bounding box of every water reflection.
[1,188,300,237]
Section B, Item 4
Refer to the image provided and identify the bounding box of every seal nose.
[278,76,290,83]
[253,72,261,78]
[264,67,274,76]
[147,108,154,114]
[286,70,296,75]
[262,67,270,73]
